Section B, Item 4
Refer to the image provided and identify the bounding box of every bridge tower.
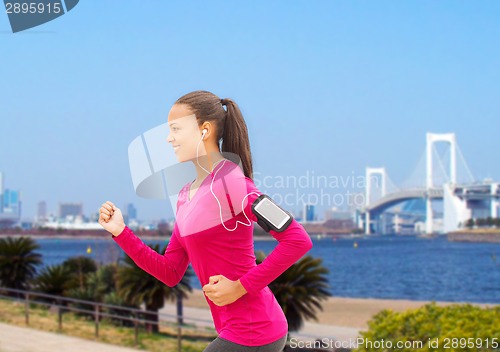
[364,167,387,234]
[492,183,499,218]
[426,133,457,234]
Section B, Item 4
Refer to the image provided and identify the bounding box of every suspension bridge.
[358,132,500,235]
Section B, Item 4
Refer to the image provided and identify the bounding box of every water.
[34,234,500,304]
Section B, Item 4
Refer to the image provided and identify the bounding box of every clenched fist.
[98,201,125,237]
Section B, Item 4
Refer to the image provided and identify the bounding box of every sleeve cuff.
[111,225,131,242]
[238,275,255,295]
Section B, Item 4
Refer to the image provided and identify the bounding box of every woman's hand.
[98,201,125,237]
[202,275,248,306]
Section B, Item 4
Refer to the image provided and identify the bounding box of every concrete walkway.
[0,322,142,352]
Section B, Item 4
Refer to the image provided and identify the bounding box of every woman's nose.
[167,134,174,143]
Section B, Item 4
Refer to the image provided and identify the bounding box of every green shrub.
[355,302,500,352]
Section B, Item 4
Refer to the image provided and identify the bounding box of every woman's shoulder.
[216,159,251,184]
[219,160,260,194]
[219,158,246,175]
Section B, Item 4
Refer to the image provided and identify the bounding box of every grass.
[0,297,216,352]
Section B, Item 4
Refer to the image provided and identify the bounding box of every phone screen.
[254,197,291,229]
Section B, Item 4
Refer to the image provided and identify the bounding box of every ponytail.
[221,98,254,179]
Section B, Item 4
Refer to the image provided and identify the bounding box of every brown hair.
[175,90,254,179]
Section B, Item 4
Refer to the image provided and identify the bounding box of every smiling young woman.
[99,90,313,352]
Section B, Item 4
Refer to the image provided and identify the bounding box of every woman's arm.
[99,201,190,287]
[238,219,312,295]
[237,178,313,295]
[202,170,313,305]
[204,176,313,300]
[112,223,190,287]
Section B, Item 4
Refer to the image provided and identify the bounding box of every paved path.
[0,322,142,352]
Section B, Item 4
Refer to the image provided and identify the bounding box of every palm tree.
[256,250,330,333]
[116,243,193,334]
[465,218,474,229]
[64,261,116,320]
[69,263,123,320]
[486,216,494,227]
[0,236,42,294]
[62,256,97,290]
[86,263,118,302]
[33,263,73,299]
[31,258,98,315]
[32,263,80,313]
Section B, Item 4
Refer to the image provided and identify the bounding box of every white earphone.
[195,129,257,231]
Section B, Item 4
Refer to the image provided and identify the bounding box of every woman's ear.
[201,122,212,139]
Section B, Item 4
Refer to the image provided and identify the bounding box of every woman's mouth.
[173,145,180,152]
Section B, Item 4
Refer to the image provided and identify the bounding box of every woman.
[99,90,313,352]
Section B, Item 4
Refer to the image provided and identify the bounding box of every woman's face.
[167,104,205,163]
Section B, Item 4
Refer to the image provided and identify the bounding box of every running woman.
[99,90,313,352]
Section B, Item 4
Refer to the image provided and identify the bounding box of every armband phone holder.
[251,194,293,232]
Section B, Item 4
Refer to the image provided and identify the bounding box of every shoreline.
[4,231,500,243]
[183,289,498,330]
[0,233,279,241]
[448,231,500,243]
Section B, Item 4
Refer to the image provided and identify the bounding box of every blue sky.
[1,1,500,222]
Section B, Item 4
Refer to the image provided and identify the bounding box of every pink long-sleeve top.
[112,159,313,346]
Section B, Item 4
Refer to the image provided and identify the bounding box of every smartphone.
[252,194,293,232]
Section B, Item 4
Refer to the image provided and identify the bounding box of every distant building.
[324,207,353,221]
[21,221,33,230]
[157,219,169,232]
[0,171,4,213]
[469,200,491,220]
[0,173,21,228]
[3,189,21,217]
[303,204,315,222]
[42,220,103,230]
[124,203,137,223]
[127,203,137,220]
[89,212,100,223]
[37,201,47,221]
[348,192,365,213]
[322,218,355,230]
[59,203,83,219]
[414,221,425,233]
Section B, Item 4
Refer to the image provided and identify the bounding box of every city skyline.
[1,171,142,225]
